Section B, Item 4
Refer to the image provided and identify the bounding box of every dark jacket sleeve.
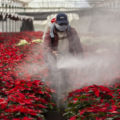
[44,28,56,53]
[68,27,83,55]
[44,27,59,52]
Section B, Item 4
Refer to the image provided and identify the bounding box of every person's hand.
[52,50,58,56]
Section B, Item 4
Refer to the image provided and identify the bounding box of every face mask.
[55,23,68,32]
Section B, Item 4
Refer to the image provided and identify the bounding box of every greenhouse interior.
[1,0,120,120]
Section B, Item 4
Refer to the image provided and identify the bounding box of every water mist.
[43,7,120,107]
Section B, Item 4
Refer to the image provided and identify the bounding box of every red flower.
[23,117,33,120]
[38,104,47,108]
[72,98,78,104]
[13,118,21,120]
[69,116,76,120]
[109,105,118,113]
[94,88,100,97]
[79,109,85,115]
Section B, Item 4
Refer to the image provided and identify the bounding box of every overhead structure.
[0,0,34,32]
[1,0,120,32]
[15,0,32,3]
[86,0,120,8]
[14,0,33,6]
[27,0,90,8]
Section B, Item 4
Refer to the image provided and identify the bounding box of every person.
[43,13,83,108]
[44,12,83,56]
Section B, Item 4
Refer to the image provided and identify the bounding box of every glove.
[52,50,58,56]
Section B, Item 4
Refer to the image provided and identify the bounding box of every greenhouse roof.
[27,0,90,8]
[13,0,90,8]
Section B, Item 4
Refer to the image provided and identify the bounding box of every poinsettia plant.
[0,31,55,120]
[64,84,120,120]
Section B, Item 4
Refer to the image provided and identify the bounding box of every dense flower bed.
[0,32,55,120]
[64,84,120,120]
[2,31,120,120]
[0,32,43,46]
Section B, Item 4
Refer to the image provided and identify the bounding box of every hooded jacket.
[44,23,83,55]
